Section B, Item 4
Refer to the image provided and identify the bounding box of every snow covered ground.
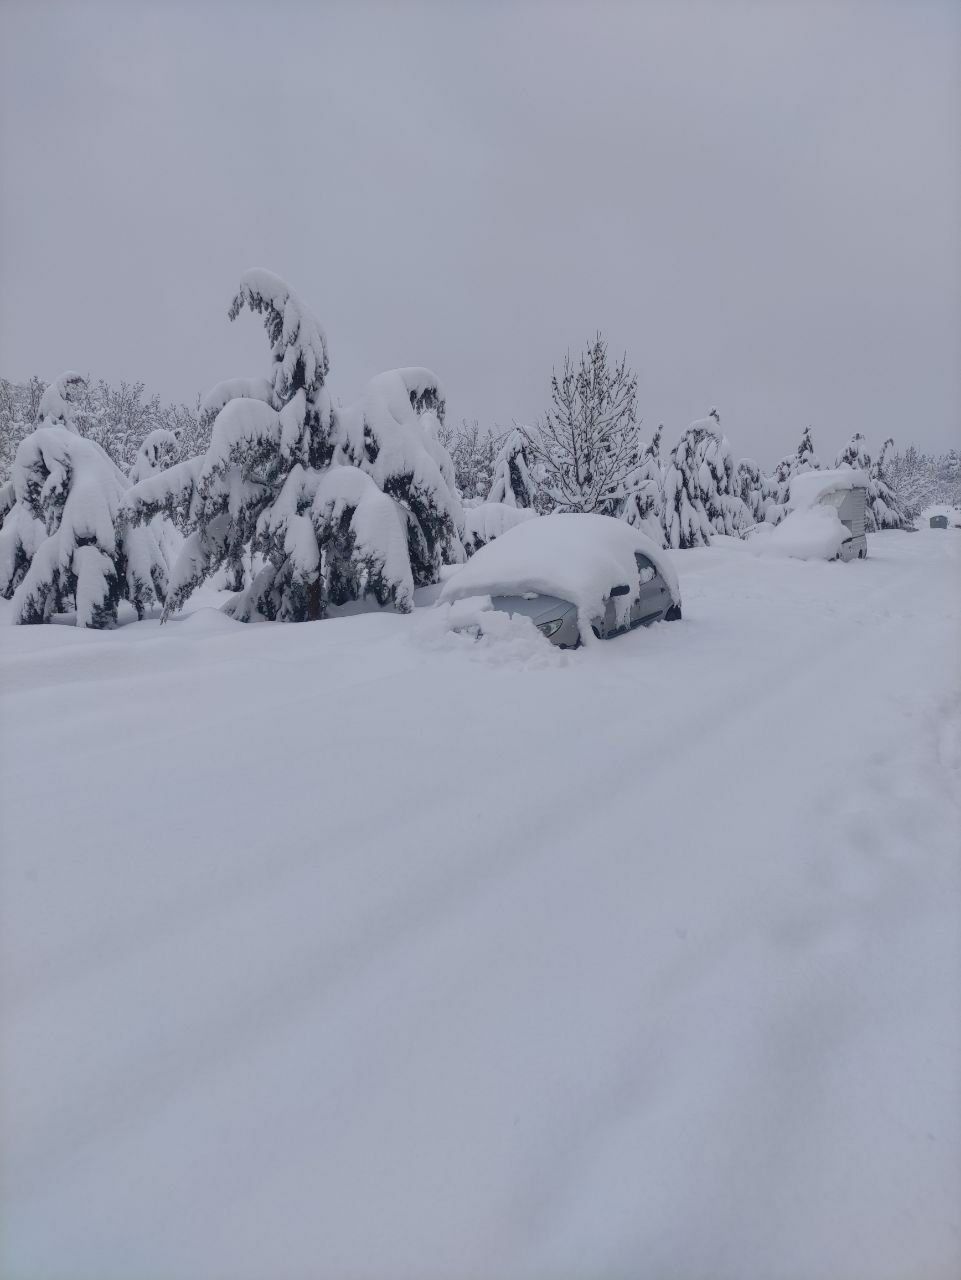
[1,530,959,1280]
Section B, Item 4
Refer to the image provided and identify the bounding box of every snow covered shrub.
[124,270,462,622]
[528,334,638,514]
[0,425,168,626]
[868,438,907,530]
[621,425,666,545]
[661,422,713,549]
[692,410,748,536]
[488,428,537,508]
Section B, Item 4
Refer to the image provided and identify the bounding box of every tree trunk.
[306,576,322,622]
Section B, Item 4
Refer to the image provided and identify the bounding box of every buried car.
[439,512,681,646]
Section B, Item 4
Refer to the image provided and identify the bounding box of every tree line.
[1,285,957,629]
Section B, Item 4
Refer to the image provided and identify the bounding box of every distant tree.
[795,424,821,472]
[528,334,638,514]
[488,427,538,508]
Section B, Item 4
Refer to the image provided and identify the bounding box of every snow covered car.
[439,512,681,646]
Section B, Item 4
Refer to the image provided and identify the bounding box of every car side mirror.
[610,583,630,597]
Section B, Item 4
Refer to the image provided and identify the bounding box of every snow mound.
[417,597,569,670]
[440,512,679,634]
[788,468,868,512]
[752,503,851,561]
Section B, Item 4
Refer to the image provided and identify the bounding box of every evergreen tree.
[868,437,907,530]
[735,458,769,525]
[661,423,713,549]
[488,427,537,508]
[795,424,821,472]
[0,411,168,627]
[692,409,748,536]
[528,334,638,514]
[124,271,462,622]
[621,425,666,545]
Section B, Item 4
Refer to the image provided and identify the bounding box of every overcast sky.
[2,0,959,465]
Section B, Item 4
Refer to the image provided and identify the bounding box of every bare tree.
[527,334,638,514]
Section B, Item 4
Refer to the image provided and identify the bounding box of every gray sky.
[2,0,959,465]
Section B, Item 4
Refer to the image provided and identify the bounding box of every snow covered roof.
[440,512,680,628]
[788,468,868,511]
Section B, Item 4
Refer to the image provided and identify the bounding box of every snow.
[752,503,852,561]
[440,512,679,634]
[788,467,868,512]
[462,500,536,551]
[1,530,960,1280]
[921,503,961,528]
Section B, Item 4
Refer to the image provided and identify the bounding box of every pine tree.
[868,437,907,530]
[795,425,821,472]
[529,334,638,514]
[124,271,462,622]
[661,423,713,549]
[0,407,169,627]
[488,427,537,508]
[735,458,769,525]
[621,424,666,545]
[692,409,748,536]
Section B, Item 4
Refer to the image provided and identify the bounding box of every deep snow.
[1,530,959,1280]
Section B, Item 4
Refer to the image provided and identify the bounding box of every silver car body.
[487,552,680,648]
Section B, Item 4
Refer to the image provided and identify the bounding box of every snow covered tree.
[124,270,462,622]
[437,418,497,502]
[529,334,638,514]
[661,422,713,549]
[735,458,769,525]
[795,424,821,473]
[0,414,168,626]
[764,452,796,525]
[621,424,665,544]
[835,432,872,474]
[868,437,907,530]
[488,427,537,508]
[692,409,748,536]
